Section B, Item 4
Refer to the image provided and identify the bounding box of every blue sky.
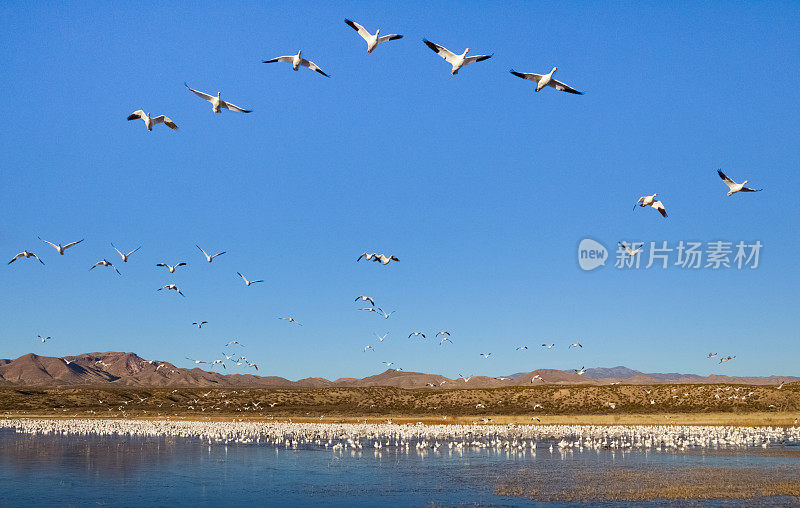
[1,1,798,380]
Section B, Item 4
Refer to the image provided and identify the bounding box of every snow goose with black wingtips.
[423,39,492,75]
[509,67,582,94]
[184,83,252,113]
[344,19,403,53]
[127,110,178,130]
[262,51,329,77]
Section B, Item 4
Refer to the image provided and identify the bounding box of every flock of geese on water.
[5,419,799,453]
[10,17,763,379]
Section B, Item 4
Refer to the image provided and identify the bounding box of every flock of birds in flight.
[12,16,762,378]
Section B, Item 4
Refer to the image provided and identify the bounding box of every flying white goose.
[210,359,226,369]
[382,361,394,367]
[422,39,492,75]
[357,252,378,262]
[355,295,375,306]
[184,83,252,113]
[279,316,302,326]
[262,51,330,77]
[247,362,259,371]
[509,68,583,94]
[541,344,555,349]
[197,245,226,262]
[479,352,492,359]
[634,194,667,217]
[127,110,178,130]
[707,352,718,358]
[226,340,243,347]
[569,342,583,349]
[439,336,453,345]
[38,335,52,343]
[359,307,379,314]
[192,321,208,328]
[156,262,186,273]
[575,366,587,375]
[111,243,141,262]
[375,332,389,342]
[38,237,84,255]
[158,284,184,296]
[90,259,121,275]
[516,345,528,350]
[186,357,206,365]
[8,251,45,265]
[619,242,644,257]
[435,331,451,338]
[717,170,762,196]
[237,272,264,286]
[373,254,399,265]
[363,345,374,352]
[377,308,395,319]
[344,19,403,53]
[719,355,736,364]
[408,331,426,339]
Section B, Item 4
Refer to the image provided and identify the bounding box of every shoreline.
[3,411,799,427]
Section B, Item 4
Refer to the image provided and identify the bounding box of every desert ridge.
[0,352,796,388]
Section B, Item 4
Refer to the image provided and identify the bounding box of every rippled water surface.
[1,428,798,507]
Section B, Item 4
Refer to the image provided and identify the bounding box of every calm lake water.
[1,428,797,507]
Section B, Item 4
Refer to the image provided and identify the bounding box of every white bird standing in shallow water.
[262,51,330,77]
[8,251,45,265]
[509,68,583,94]
[423,39,492,75]
[90,259,121,275]
[344,19,403,53]
[237,272,264,286]
[184,83,252,113]
[197,245,226,263]
[127,110,178,130]
[156,262,186,273]
[111,243,141,262]
[717,170,762,196]
[38,237,84,255]
[635,194,668,217]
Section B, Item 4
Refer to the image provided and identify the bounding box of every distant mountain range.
[0,352,795,388]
